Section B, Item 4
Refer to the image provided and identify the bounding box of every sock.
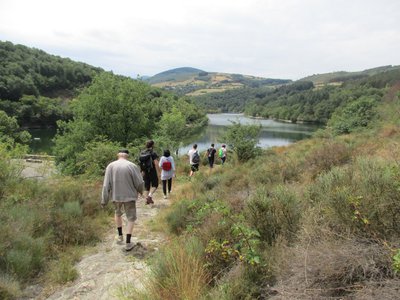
[126,234,132,244]
[117,227,122,236]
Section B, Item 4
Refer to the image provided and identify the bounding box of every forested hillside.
[192,68,400,129]
[300,65,400,85]
[0,41,103,127]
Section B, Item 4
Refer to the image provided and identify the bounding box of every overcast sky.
[1,0,399,80]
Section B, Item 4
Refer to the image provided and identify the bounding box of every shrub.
[328,96,378,135]
[307,157,400,238]
[52,201,98,245]
[274,238,395,298]
[124,237,209,300]
[222,122,262,162]
[5,234,46,281]
[75,139,123,178]
[246,185,301,245]
[166,198,195,235]
[46,256,78,284]
[305,141,351,178]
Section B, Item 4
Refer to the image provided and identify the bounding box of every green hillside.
[146,67,291,96]
[0,40,103,127]
[146,67,206,84]
[301,65,400,85]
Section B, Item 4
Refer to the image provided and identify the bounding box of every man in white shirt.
[102,149,144,251]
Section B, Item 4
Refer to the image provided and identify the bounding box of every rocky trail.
[40,196,168,300]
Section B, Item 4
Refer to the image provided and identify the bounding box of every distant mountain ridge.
[146,67,291,96]
[300,65,400,85]
[146,67,205,84]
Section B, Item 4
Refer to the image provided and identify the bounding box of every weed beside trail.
[0,155,110,299]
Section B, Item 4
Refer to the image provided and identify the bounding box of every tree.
[0,110,31,146]
[222,122,261,162]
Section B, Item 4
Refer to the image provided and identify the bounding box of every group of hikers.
[101,140,227,251]
[188,143,227,177]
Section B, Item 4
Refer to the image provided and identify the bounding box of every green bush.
[166,198,194,235]
[5,234,46,281]
[222,122,262,162]
[328,96,378,135]
[75,139,123,178]
[246,185,301,245]
[307,157,400,238]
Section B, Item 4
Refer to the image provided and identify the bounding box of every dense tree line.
[54,73,208,175]
[0,40,102,126]
[193,70,400,135]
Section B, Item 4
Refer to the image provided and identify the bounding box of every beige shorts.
[114,201,137,222]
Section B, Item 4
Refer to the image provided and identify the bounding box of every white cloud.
[0,0,399,79]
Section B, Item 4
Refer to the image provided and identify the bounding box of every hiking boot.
[125,242,135,251]
[146,195,154,205]
[116,235,124,245]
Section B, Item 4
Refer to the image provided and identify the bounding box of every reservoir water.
[28,114,320,155]
[178,113,320,154]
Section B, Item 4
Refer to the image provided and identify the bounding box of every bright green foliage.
[328,96,378,134]
[222,122,261,162]
[54,73,206,175]
[75,139,128,178]
[0,110,31,145]
[393,249,400,274]
[0,41,100,128]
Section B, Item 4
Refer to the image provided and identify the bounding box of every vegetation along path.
[45,195,168,300]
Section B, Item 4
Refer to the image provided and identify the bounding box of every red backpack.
[162,160,172,171]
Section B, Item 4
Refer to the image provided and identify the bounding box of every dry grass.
[127,238,209,300]
[271,237,394,299]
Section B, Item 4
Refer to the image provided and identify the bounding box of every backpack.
[207,148,214,157]
[139,149,153,172]
[218,148,224,158]
[192,151,200,164]
[161,160,172,171]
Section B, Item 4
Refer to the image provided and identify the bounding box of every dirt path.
[44,195,168,300]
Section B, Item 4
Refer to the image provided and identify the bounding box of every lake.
[178,113,320,154]
[27,114,321,155]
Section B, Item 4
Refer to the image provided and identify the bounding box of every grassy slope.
[135,82,400,299]
[301,65,400,85]
[147,67,291,96]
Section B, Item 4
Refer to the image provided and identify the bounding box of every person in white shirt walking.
[158,149,175,199]
[101,149,144,251]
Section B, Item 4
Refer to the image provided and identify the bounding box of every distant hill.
[146,67,291,96]
[146,67,205,84]
[300,65,400,86]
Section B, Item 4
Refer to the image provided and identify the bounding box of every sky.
[1,0,400,80]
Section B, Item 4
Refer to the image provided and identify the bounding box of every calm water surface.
[178,113,320,154]
[28,114,321,155]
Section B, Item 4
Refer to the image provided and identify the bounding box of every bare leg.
[126,221,134,235]
[115,214,123,228]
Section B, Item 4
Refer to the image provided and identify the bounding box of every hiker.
[101,149,144,251]
[219,144,227,165]
[139,140,159,205]
[188,143,200,177]
[205,143,217,168]
[158,149,175,199]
